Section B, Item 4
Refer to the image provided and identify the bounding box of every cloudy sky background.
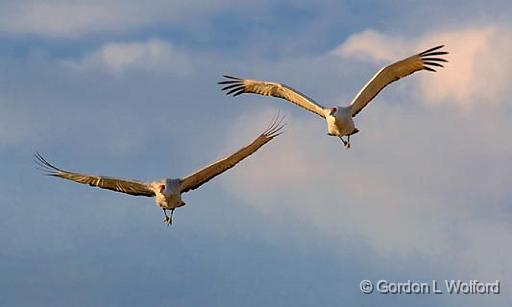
[1,1,511,306]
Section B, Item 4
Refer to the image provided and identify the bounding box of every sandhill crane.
[220,45,448,148]
[35,116,285,225]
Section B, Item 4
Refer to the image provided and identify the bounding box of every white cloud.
[331,29,409,61]
[64,39,192,75]
[332,25,512,109]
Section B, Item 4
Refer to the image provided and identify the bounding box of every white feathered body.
[326,106,357,137]
[154,178,185,209]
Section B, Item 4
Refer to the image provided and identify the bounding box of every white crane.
[35,116,285,225]
[219,45,448,148]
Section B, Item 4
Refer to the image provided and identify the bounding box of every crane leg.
[347,135,351,149]
[163,209,171,225]
[170,209,175,225]
[338,136,348,147]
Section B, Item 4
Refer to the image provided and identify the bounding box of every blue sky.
[1,1,511,306]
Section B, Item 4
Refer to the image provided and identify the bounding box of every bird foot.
[164,216,172,226]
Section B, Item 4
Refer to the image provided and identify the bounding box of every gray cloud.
[0,1,215,37]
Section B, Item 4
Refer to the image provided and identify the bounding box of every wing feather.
[219,75,326,118]
[179,115,285,193]
[350,45,448,117]
[34,153,155,197]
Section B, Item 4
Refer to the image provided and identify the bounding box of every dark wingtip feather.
[226,86,245,96]
[263,112,286,138]
[423,61,444,68]
[418,45,448,72]
[420,45,444,55]
[422,51,449,57]
[218,79,240,85]
[232,89,245,97]
[33,152,63,175]
[222,75,242,80]
[422,57,448,63]
[219,75,243,87]
[221,83,242,91]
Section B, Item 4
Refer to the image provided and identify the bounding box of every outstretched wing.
[219,76,327,118]
[350,45,448,117]
[34,153,155,197]
[179,115,285,193]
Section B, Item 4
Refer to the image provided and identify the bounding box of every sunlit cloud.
[331,29,409,61]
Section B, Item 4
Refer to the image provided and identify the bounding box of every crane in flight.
[35,116,285,226]
[220,45,448,148]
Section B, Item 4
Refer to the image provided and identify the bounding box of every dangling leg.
[338,136,348,147]
[347,134,351,149]
[163,209,171,225]
[170,209,175,225]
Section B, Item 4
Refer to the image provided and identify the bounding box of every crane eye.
[330,107,337,114]
[159,184,166,190]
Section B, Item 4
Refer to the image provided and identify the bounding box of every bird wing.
[34,153,155,197]
[179,115,285,193]
[219,75,326,118]
[349,45,448,117]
